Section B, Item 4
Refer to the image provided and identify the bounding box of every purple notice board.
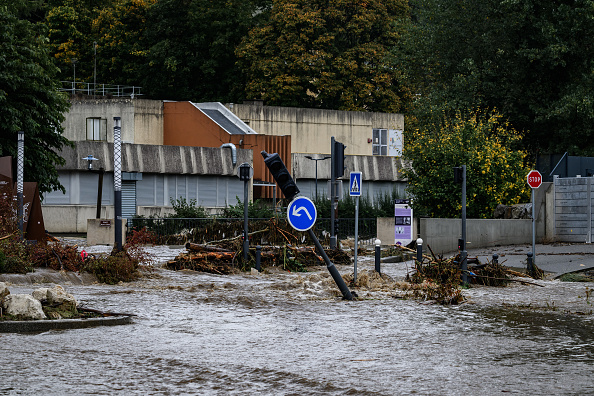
[394,200,413,246]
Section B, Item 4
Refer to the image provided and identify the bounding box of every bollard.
[375,239,381,274]
[416,238,423,264]
[255,245,261,272]
[492,253,499,265]
[527,252,533,274]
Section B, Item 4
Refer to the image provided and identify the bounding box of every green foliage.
[399,0,594,155]
[82,251,140,284]
[167,197,208,218]
[403,108,530,218]
[220,197,275,218]
[0,4,71,195]
[313,188,402,218]
[237,0,411,112]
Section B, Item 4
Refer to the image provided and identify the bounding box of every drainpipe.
[220,143,237,167]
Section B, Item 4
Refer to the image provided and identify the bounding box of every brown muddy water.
[1,254,594,395]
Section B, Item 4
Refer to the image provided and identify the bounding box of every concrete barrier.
[87,219,127,246]
[377,217,534,254]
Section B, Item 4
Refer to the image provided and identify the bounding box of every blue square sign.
[349,172,362,196]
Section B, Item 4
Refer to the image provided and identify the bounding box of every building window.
[86,118,107,141]
[372,128,388,155]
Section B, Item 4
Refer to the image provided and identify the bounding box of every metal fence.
[60,81,143,98]
[128,217,377,244]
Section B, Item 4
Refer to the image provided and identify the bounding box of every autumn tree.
[237,0,410,112]
[403,109,530,218]
[0,3,71,195]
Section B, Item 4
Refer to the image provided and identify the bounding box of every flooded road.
[2,256,594,395]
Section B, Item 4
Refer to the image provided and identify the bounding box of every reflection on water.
[2,265,594,395]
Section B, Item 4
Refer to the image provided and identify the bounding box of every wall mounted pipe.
[220,143,237,167]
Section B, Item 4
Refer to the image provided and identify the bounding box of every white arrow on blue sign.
[287,196,317,231]
[349,172,362,196]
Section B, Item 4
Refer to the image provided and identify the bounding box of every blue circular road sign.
[287,196,317,231]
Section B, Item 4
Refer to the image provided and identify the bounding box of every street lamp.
[83,155,104,219]
[83,155,98,171]
[17,131,24,239]
[71,57,78,95]
[304,155,331,201]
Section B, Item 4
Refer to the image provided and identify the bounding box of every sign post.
[527,170,542,267]
[350,172,362,282]
[238,163,254,261]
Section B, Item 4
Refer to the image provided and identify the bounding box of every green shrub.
[168,197,208,218]
[220,197,275,218]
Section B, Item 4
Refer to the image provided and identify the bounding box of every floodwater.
[1,252,594,395]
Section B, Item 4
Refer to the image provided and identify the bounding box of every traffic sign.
[287,196,317,231]
[349,172,362,196]
[527,170,542,189]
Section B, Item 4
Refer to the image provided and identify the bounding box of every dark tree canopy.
[400,0,594,155]
[0,4,71,195]
[236,0,411,112]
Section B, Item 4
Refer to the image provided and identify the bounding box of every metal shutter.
[121,181,137,219]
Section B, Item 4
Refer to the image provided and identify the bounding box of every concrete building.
[42,98,406,233]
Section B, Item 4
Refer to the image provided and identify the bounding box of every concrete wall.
[419,218,534,255]
[62,98,163,145]
[228,103,404,156]
[292,153,406,182]
[54,140,252,175]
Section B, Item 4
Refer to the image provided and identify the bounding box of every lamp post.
[304,155,331,201]
[83,155,104,219]
[71,58,78,95]
[93,42,97,98]
[17,131,24,239]
[113,117,122,251]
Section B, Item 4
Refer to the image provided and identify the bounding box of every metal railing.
[128,217,378,245]
[60,81,142,98]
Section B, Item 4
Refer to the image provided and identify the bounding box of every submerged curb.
[0,315,133,333]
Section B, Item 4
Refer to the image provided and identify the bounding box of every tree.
[237,0,411,112]
[402,108,530,219]
[138,0,270,102]
[400,0,594,155]
[0,4,71,195]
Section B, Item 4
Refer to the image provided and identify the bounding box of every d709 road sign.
[527,170,542,189]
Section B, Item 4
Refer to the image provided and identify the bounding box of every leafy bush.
[313,187,402,218]
[167,197,208,218]
[403,108,530,218]
[82,251,140,284]
[220,197,275,218]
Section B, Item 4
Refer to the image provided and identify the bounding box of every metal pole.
[96,167,104,219]
[308,228,353,300]
[354,196,359,282]
[416,238,423,264]
[113,117,122,251]
[93,42,97,98]
[330,137,337,249]
[461,165,468,284]
[17,131,24,239]
[243,177,249,261]
[532,187,536,264]
[255,245,261,272]
[314,160,318,201]
[374,239,381,274]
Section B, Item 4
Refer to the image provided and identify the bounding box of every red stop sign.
[527,170,542,188]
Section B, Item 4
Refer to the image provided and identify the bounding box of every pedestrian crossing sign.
[349,172,362,196]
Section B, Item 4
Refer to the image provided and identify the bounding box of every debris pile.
[165,242,352,274]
